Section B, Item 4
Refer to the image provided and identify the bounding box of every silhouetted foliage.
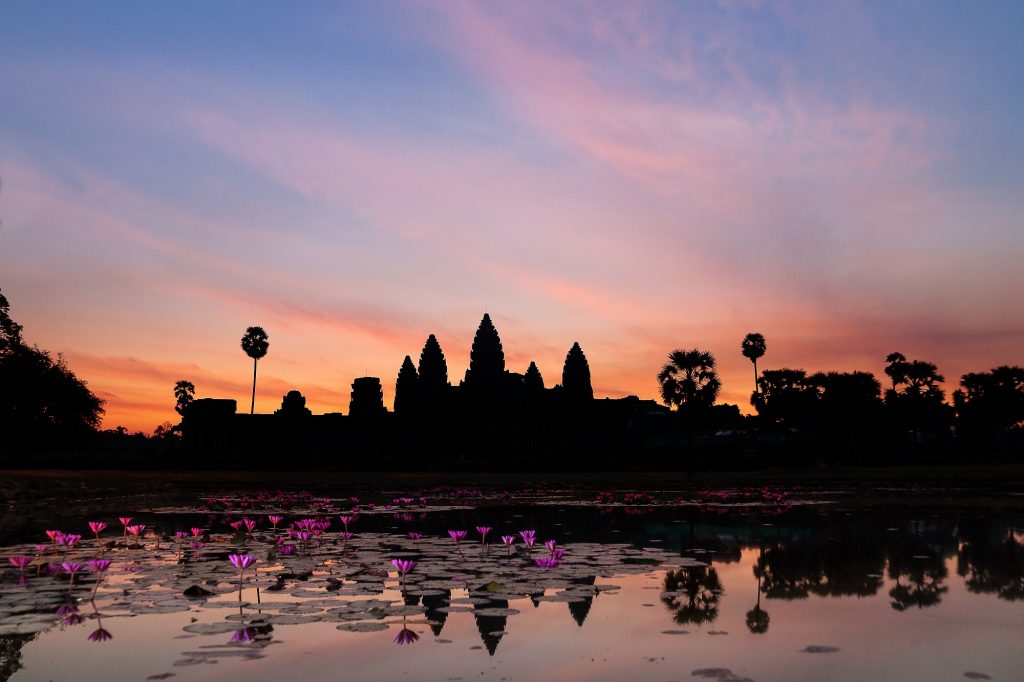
[741,332,766,397]
[953,366,1024,447]
[463,314,505,389]
[957,522,1024,601]
[657,348,721,410]
[417,334,449,390]
[349,377,385,419]
[394,356,419,416]
[0,289,104,451]
[745,605,770,633]
[0,289,24,355]
[661,566,722,625]
[523,361,544,392]
[753,368,816,429]
[173,380,195,416]
[276,390,311,417]
[241,326,269,415]
[561,342,593,401]
[808,371,884,454]
[884,352,908,392]
[883,354,952,443]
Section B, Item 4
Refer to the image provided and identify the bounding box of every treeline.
[1,287,1023,470]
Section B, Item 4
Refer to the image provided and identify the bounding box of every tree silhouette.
[741,333,766,398]
[953,366,1024,443]
[754,368,816,428]
[0,290,104,448]
[240,326,269,415]
[746,563,770,633]
[0,289,24,356]
[884,352,908,392]
[561,342,593,400]
[417,334,449,389]
[657,348,721,409]
[883,354,950,441]
[523,361,544,391]
[173,380,195,416]
[464,314,505,388]
[661,566,722,626]
[394,355,419,416]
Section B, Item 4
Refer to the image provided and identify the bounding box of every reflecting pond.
[1,484,1022,680]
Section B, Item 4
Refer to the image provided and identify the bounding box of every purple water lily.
[476,526,492,544]
[8,555,31,571]
[228,554,255,601]
[62,561,87,586]
[393,627,420,646]
[87,626,113,642]
[228,554,255,571]
[448,529,467,558]
[501,535,516,557]
[535,556,560,569]
[407,531,422,540]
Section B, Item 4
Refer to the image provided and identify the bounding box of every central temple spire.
[464,313,505,388]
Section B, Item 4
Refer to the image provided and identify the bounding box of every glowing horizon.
[2,2,1022,432]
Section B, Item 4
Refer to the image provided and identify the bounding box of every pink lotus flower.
[519,530,536,548]
[127,525,145,536]
[407,531,422,540]
[191,527,204,537]
[9,556,31,571]
[228,554,255,571]
[448,530,467,543]
[339,515,354,529]
[339,531,353,542]
[476,526,492,543]
[45,529,62,543]
[535,557,560,568]
[89,521,107,537]
[545,540,557,555]
[175,531,189,540]
[88,627,113,642]
[243,519,256,533]
[390,559,416,576]
[229,520,244,531]
[119,517,132,526]
[501,535,516,545]
[393,627,420,646]
[279,544,295,555]
[88,559,112,573]
[268,515,283,528]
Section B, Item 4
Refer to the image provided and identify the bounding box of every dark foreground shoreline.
[3,462,1024,501]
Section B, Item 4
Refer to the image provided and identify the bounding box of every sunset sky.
[2,1,1022,432]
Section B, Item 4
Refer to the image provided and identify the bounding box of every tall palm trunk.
[250,358,258,414]
[753,359,759,395]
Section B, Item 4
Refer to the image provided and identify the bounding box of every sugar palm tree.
[240,326,269,415]
[657,348,721,409]
[741,333,766,397]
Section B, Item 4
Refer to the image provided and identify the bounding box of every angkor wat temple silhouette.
[181,314,676,468]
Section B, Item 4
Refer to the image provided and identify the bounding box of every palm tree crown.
[240,326,269,414]
[241,326,270,361]
[742,333,766,397]
[657,348,721,408]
